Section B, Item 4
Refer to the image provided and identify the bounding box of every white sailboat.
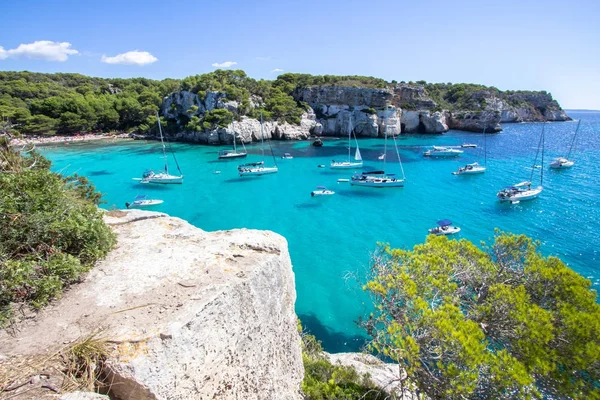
[331,115,363,169]
[218,118,247,159]
[238,113,278,176]
[351,115,405,188]
[453,122,487,175]
[550,119,580,169]
[134,113,183,184]
[497,124,545,203]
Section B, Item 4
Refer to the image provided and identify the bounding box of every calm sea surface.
[41,111,600,352]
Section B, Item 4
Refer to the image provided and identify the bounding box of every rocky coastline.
[151,83,570,145]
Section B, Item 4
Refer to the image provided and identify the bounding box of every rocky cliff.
[0,210,303,400]
[156,83,569,143]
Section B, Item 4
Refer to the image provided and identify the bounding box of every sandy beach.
[9,132,131,147]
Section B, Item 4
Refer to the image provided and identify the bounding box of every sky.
[1,0,599,109]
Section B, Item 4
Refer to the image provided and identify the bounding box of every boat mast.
[156,112,168,174]
[232,118,237,153]
[566,119,581,160]
[260,113,265,162]
[382,118,387,174]
[530,123,545,184]
[393,134,405,180]
[347,115,352,162]
[541,123,544,186]
[483,120,487,166]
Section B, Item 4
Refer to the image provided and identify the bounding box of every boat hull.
[351,177,405,188]
[453,167,486,175]
[143,177,183,184]
[126,200,164,209]
[425,151,462,157]
[330,162,363,169]
[311,190,335,196]
[497,187,543,203]
[239,167,279,176]
[429,226,461,235]
[550,160,574,169]
[218,152,247,159]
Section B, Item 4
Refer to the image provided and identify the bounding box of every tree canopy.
[362,233,600,399]
[0,138,116,325]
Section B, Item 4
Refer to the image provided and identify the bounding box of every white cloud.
[0,41,78,62]
[101,50,158,66]
[212,61,237,68]
[272,68,284,73]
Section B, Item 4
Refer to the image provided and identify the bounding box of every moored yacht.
[424,146,463,157]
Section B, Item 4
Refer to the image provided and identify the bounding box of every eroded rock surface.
[0,210,303,400]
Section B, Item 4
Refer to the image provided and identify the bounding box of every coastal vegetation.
[363,233,600,399]
[0,70,564,137]
[0,138,116,325]
[300,322,385,399]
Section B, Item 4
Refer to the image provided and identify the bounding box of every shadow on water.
[223,177,259,184]
[336,189,386,198]
[298,313,367,353]
[89,170,113,176]
[131,183,174,191]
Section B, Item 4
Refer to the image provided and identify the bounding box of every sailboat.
[453,122,487,175]
[351,115,405,188]
[134,112,183,184]
[330,115,363,169]
[238,113,278,176]
[550,119,580,169]
[218,118,247,159]
[497,124,545,203]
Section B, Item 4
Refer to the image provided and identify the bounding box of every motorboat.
[428,219,461,236]
[424,146,463,157]
[461,143,477,148]
[497,181,543,203]
[452,162,486,175]
[550,157,574,169]
[125,195,164,209]
[281,153,294,159]
[311,186,335,197]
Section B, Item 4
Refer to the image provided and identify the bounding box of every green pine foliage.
[363,233,600,399]
[0,138,116,325]
[299,322,386,399]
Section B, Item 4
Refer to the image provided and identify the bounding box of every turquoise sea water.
[41,111,600,352]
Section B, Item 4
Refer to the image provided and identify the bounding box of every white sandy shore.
[9,133,131,147]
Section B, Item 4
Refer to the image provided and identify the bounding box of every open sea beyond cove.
[41,111,600,352]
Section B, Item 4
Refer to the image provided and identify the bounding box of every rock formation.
[0,210,303,400]
[156,82,570,143]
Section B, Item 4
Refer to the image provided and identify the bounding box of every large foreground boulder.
[0,210,303,400]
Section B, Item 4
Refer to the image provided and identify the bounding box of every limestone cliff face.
[0,210,303,400]
[157,83,569,141]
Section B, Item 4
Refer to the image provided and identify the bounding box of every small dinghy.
[428,219,461,236]
[311,186,335,197]
[125,195,164,209]
[281,153,294,159]
[461,143,477,148]
[337,178,350,183]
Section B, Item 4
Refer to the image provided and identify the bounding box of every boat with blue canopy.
[428,219,461,236]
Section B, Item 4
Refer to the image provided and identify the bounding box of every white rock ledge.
[0,210,303,400]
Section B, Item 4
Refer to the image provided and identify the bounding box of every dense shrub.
[299,322,385,399]
[0,138,116,325]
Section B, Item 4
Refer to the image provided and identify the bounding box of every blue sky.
[1,0,599,109]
